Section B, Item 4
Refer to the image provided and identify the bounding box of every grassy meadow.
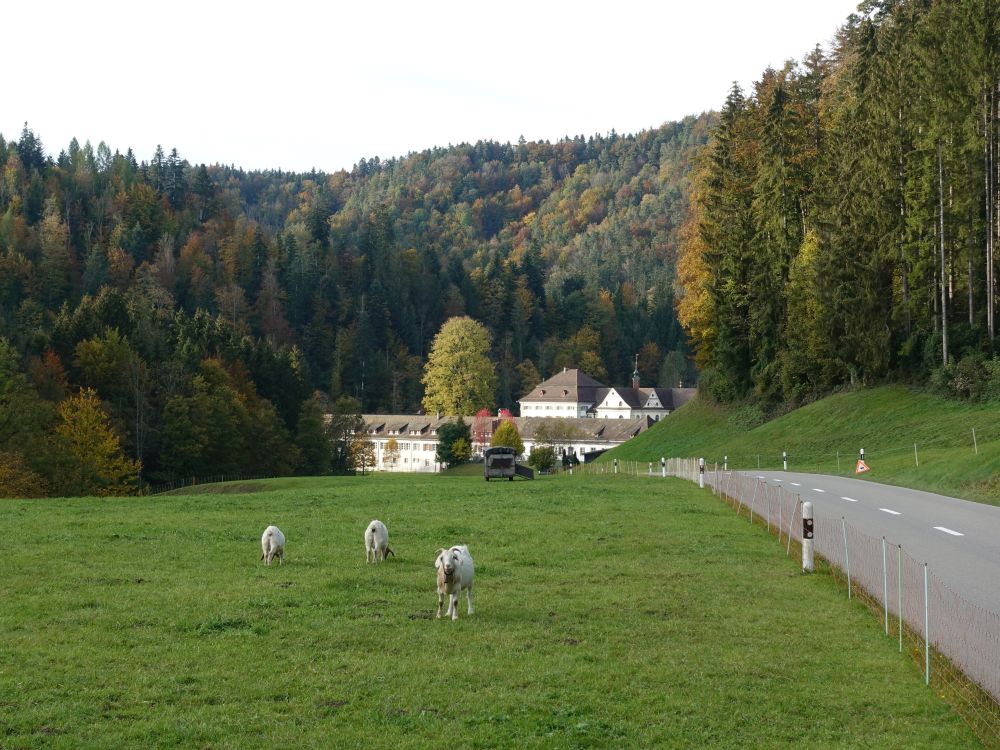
[1,474,979,749]
[606,386,1000,504]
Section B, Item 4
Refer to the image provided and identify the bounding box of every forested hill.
[0,116,711,491]
[677,0,1000,406]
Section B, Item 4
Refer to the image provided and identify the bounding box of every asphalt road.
[742,471,1000,613]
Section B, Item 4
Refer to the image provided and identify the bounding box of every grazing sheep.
[434,545,474,620]
[364,519,394,563]
[260,525,285,565]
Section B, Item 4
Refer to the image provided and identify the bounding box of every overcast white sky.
[3,1,859,174]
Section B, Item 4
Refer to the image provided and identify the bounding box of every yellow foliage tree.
[0,452,48,498]
[350,435,376,476]
[421,317,497,416]
[55,388,141,496]
[675,164,715,369]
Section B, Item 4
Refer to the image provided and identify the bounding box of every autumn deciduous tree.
[0,451,48,498]
[490,420,523,456]
[54,388,140,496]
[351,435,376,476]
[421,317,497,416]
[383,437,400,469]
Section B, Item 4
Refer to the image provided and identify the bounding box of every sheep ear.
[434,548,445,567]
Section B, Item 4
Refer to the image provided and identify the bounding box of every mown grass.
[1,474,979,749]
[606,385,1000,504]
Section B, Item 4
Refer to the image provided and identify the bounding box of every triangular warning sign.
[855,459,870,474]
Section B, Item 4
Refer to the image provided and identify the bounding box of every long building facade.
[359,413,655,473]
[353,368,694,473]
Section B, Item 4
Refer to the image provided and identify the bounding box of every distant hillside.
[0,116,711,490]
[605,386,1000,505]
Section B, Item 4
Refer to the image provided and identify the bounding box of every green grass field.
[1,474,978,748]
[605,386,1000,504]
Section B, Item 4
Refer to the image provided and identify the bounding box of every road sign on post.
[802,501,814,572]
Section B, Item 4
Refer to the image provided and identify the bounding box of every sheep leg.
[466,587,473,615]
[449,592,458,620]
[436,591,444,618]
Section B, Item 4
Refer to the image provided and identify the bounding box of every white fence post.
[882,537,889,635]
[897,545,903,652]
[802,501,814,572]
[786,497,800,556]
[924,562,930,686]
[766,483,771,532]
[842,516,851,599]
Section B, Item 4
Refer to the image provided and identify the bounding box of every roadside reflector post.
[973,428,978,455]
[698,457,705,489]
[914,443,919,467]
[802,501,814,572]
[860,447,865,462]
[783,451,787,471]
[661,456,666,478]
[614,458,618,474]
[724,455,728,472]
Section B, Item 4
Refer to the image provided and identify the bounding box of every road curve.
[739,471,1000,613]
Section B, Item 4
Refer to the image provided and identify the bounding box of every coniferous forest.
[0,115,710,493]
[4,0,996,496]
[677,0,1000,406]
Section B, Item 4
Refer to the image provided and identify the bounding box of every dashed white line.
[880,508,902,516]
[812,488,826,493]
[790,482,801,487]
[841,496,858,503]
[934,526,964,537]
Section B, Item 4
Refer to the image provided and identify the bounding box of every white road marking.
[934,526,964,537]
[756,476,765,480]
[880,508,902,516]
[812,488,826,493]
[790,482,801,487]
[841,496,858,503]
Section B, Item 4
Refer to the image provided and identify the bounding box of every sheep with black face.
[434,545,474,620]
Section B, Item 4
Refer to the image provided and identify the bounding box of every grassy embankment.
[605,385,1000,505]
[1,474,978,748]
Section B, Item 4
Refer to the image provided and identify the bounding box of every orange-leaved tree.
[54,388,141,496]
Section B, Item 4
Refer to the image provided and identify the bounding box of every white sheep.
[260,525,285,565]
[434,545,474,620]
[364,519,394,563]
